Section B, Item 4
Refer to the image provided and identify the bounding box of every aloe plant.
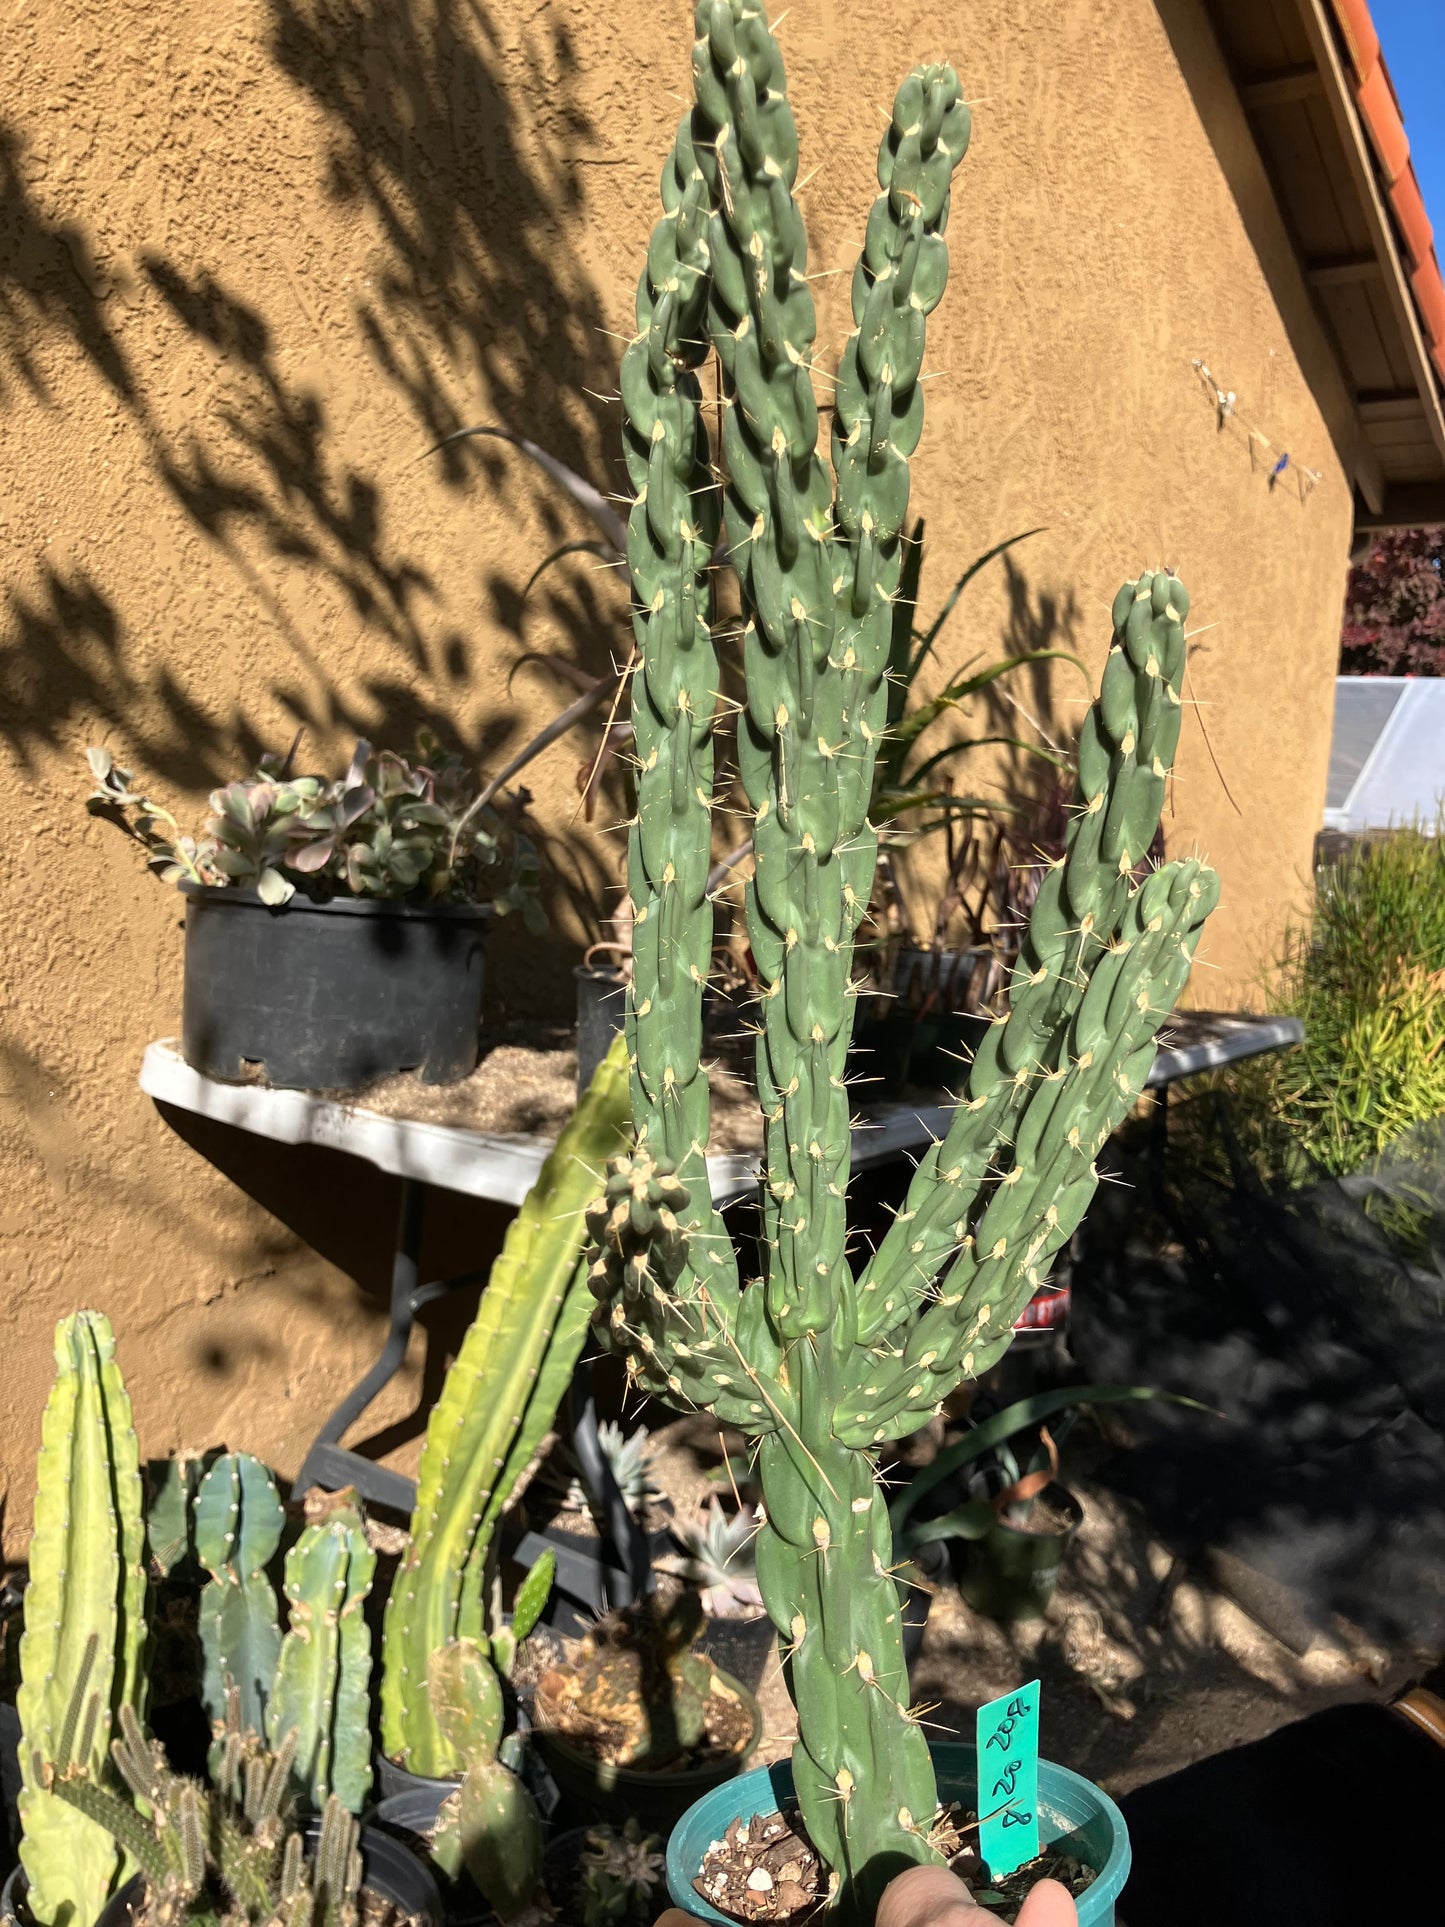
[585,7,1219,1917]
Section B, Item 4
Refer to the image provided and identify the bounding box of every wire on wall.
[1191,359,1322,505]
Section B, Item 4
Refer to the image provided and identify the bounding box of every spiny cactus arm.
[829,67,971,940]
[17,1312,146,1927]
[838,859,1218,1442]
[755,1405,939,1918]
[854,570,1197,1340]
[268,1502,375,1814]
[194,1453,285,1743]
[379,1038,632,1776]
[457,1759,544,1922]
[587,1154,777,1429]
[622,98,730,1243]
[690,10,961,1912]
[310,1797,363,1927]
[44,1774,172,1888]
[146,1453,206,1575]
[212,1799,283,1921]
[696,0,851,1339]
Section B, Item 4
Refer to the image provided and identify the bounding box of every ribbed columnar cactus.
[620,66,738,1324]
[17,1312,147,1927]
[267,1494,375,1814]
[195,1452,285,1745]
[590,6,1220,1918]
[379,1035,632,1775]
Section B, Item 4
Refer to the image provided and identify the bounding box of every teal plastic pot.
[666,1742,1130,1926]
[956,1482,1084,1624]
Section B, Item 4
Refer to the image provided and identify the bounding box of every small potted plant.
[660,1500,772,1689]
[85,733,542,1090]
[34,1683,440,1927]
[890,1387,1198,1623]
[530,1594,761,1835]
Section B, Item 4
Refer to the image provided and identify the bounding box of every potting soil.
[693,1803,1095,1925]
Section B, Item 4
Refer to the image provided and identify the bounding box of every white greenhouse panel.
[1324,678,1445,833]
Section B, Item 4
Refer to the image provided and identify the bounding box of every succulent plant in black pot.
[86,734,543,1091]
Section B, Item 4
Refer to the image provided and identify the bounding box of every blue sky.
[1373,0,1445,238]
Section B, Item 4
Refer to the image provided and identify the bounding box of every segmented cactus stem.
[588,7,1222,1917]
[194,1452,285,1748]
[268,1496,375,1814]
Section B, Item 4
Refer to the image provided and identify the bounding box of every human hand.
[876,1862,1078,1927]
[656,1860,1078,1927]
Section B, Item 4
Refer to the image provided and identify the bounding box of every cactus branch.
[379,1037,631,1774]
[590,9,1221,1918]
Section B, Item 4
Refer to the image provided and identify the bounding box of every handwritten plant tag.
[975,1679,1041,1880]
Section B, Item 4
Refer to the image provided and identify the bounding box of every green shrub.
[1218,823,1445,1179]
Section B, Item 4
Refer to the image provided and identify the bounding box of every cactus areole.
[587,5,1219,1918]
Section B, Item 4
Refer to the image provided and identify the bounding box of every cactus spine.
[379,1035,632,1775]
[590,6,1220,1918]
[267,1494,375,1814]
[17,1312,147,1927]
[194,1452,285,1745]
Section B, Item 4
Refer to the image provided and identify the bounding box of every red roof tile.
[1331,0,1445,395]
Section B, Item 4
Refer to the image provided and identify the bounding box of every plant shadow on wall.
[1,0,624,816]
[0,0,630,1409]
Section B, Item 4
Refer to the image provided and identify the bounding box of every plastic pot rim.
[666,1742,1130,1927]
[179,881,494,923]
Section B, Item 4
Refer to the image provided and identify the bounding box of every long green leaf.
[890,649,1085,760]
[889,1384,1209,1537]
[427,425,627,551]
[521,540,620,605]
[905,527,1046,688]
[903,733,1069,793]
[886,520,928,734]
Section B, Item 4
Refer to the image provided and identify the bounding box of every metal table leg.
[294,1178,487,1513]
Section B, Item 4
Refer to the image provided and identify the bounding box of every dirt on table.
[319,1021,765,1152]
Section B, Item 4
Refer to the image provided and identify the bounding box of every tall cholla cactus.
[589,4,1219,1917]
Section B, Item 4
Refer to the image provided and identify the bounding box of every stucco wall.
[0,0,1355,1550]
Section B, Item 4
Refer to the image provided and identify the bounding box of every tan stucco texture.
[0,0,1354,1550]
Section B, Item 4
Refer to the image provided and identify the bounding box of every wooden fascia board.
[1294,0,1445,468]
[1355,480,1445,529]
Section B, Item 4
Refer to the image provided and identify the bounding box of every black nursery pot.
[181,884,491,1091]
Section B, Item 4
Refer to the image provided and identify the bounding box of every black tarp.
[1070,1101,1445,1648]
